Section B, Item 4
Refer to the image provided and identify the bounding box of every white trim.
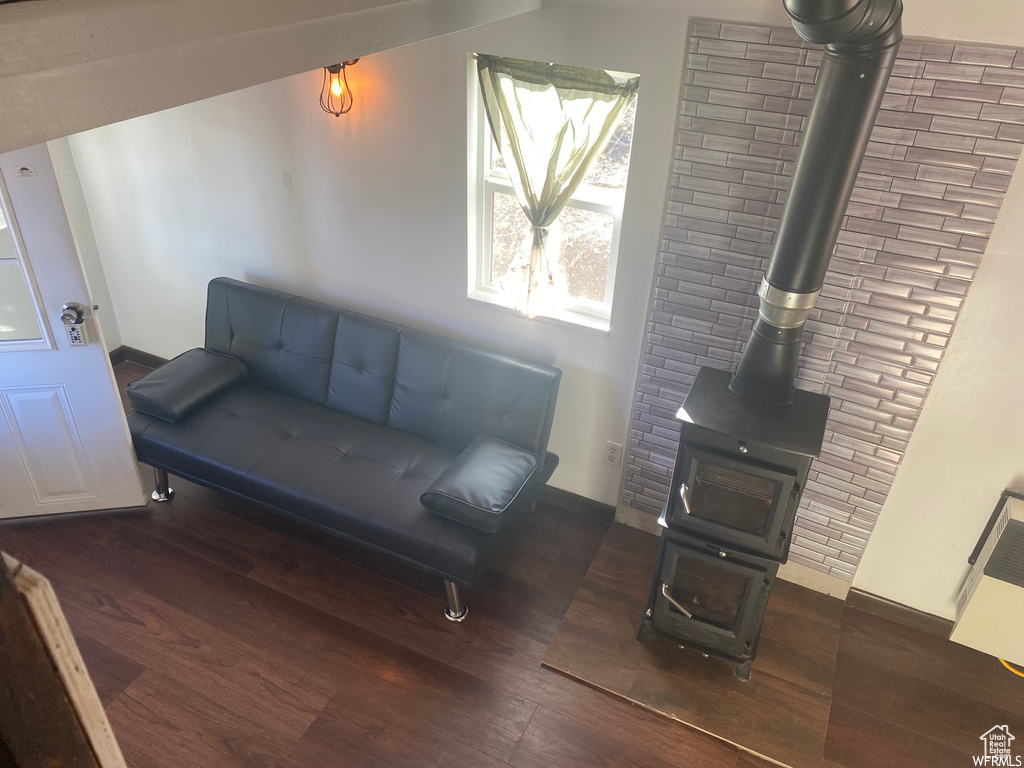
[0,337,51,352]
[468,290,610,332]
[467,53,485,299]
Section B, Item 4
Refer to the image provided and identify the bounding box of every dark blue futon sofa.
[126,278,561,620]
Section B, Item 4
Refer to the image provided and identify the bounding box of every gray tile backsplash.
[623,21,1024,581]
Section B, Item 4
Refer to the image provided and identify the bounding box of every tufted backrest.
[326,312,401,424]
[388,329,560,455]
[205,278,337,404]
[204,278,561,454]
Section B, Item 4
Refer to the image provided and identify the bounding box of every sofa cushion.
[205,278,338,405]
[128,382,518,585]
[326,312,401,424]
[421,436,540,533]
[126,348,247,423]
[388,329,561,455]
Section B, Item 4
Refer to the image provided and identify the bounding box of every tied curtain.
[476,54,639,318]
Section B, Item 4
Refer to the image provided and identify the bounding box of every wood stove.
[637,0,903,678]
[637,368,829,677]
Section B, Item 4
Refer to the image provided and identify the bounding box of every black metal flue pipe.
[730,0,903,405]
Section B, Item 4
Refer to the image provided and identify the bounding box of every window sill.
[468,290,610,333]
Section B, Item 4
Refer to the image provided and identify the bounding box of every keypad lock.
[60,302,88,346]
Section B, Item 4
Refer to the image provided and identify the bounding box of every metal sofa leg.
[151,467,175,503]
[444,580,468,622]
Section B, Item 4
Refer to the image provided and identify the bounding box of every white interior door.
[0,144,145,518]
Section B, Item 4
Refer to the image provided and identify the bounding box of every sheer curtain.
[477,54,639,318]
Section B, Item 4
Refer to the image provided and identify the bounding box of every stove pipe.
[729,0,903,405]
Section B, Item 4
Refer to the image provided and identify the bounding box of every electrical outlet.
[65,324,87,346]
[605,440,623,468]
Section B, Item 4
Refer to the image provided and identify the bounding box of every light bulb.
[331,77,343,97]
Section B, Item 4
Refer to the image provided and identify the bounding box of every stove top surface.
[679,367,830,458]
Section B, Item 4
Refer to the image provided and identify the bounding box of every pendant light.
[320,59,359,116]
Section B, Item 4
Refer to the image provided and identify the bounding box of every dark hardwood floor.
[0,361,1020,767]
[543,524,1024,768]
[0,474,746,768]
[544,524,841,768]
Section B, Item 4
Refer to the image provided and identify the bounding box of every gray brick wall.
[623,20,1024,580]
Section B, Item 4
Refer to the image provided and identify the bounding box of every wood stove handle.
[661,583,693,618]
[678,483,693,515]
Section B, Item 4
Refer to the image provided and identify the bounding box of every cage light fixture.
[320,59,359,116]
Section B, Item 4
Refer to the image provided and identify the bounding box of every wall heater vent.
[952,492,1024,666]
[989,522,1024,587]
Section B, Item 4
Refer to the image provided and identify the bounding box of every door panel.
[1,385,97,505]
[0,144,144,518]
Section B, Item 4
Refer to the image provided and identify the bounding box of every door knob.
[60,302,85,325]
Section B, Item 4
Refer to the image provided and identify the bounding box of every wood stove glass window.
[668,555,748,631]
[650,539,776,660]
[689,462,778,537]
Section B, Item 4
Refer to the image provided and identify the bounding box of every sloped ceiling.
[0,0,542,153]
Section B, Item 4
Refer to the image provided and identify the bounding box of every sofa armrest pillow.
[127,348,248,423]
[421,436,540,533]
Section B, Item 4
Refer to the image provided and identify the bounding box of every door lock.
[60,302,89,346]
[60,302,86,325]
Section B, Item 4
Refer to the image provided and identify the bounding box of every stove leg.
[151,468,175,503]
[637,623,653,644]
[444,580,468,622]
[735,660,751,681]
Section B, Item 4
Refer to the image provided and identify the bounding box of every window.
[0,198,47,348]
[468,56,638,331]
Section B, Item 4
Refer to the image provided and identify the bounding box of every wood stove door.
[669,445,796,559]
[652,537,774,661]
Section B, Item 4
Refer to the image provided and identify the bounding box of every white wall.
[853,164,1024,620]
[48,137,123,349]
[902,0,1024,45]
[72,1,790,506]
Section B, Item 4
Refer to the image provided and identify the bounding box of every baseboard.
[107,346,127,366]
[614,504,663,535]
[0,505,149,525]
[778,560,851,600]
[845,588,953,638]
[108,346,167,369]
[539,486,616,522]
